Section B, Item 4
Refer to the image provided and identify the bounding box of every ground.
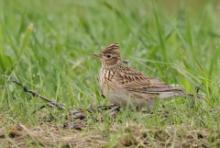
[0,0,220,147]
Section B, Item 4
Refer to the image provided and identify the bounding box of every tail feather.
[158,91,204,99]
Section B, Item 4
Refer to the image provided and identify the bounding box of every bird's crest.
[102,43,120,55]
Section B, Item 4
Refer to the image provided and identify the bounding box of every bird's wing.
[114,65,183,94]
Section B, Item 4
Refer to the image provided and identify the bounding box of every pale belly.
[99,78,149,108]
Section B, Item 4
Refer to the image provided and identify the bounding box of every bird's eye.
[106,54,111,58]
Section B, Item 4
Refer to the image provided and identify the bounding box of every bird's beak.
[93,53,101,58]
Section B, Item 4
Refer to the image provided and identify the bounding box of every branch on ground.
[11,79,65,110]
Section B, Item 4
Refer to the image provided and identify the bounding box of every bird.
[95,43,201,109]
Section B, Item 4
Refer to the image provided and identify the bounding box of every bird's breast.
[99,68,115,96]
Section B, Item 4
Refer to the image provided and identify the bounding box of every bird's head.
[94,43,121,67]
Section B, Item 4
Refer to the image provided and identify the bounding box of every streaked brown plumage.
[95,43,198,109]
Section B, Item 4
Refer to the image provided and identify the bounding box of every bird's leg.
[109,104,120,113]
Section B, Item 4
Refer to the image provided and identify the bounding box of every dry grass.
[0,112,219,148]
[0,123,106,147]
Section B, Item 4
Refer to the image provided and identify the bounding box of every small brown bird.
[95,43,199,109]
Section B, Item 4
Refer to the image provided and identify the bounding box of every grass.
[0,0,220,147]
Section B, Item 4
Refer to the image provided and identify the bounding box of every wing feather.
[114,64,184,95]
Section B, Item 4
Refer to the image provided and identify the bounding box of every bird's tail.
[158,89,204,100]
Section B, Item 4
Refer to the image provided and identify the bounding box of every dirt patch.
[114,123,212,148]
[0,123,107,147]
[1,111,220,147]
[0,121,219,148]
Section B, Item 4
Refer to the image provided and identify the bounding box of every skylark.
[95,43,200,109]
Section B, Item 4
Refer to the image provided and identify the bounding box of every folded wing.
[114,64,185,98]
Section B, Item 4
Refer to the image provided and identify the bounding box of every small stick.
[32,105,47,114]
[87,104,120,113]
[11,79,65,110]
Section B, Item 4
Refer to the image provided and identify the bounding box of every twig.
[32,105,47,114]
[11,79,65,110]
[87,104,120,113]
